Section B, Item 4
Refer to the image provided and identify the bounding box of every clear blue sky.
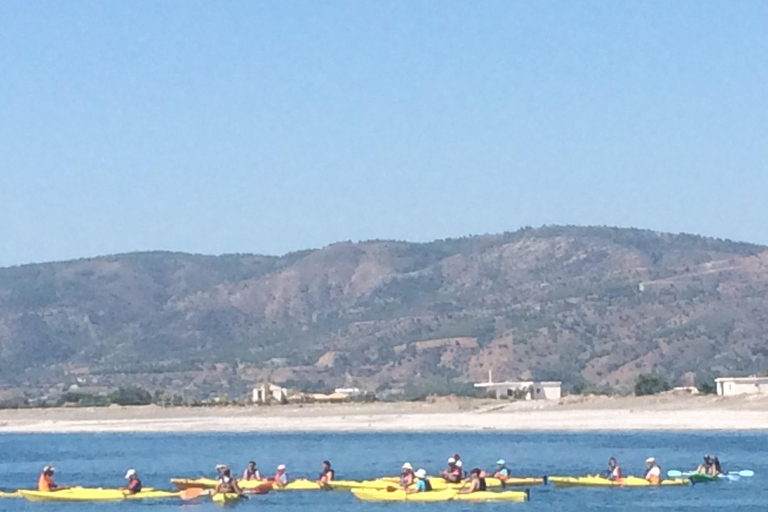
[1,1,766,267]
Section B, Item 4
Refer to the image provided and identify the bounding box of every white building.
[475,379,562,400]
[715,377,768,396]
[252,383,288,404]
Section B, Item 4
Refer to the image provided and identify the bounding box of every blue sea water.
[0,432,765,511]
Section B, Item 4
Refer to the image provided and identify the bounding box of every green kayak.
[689,473,721,484]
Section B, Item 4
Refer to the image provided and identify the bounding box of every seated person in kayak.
[242,461,261,480]
[440,457,462,483]
[459,468,487,494]
[604,457,622,481]
[273,464,288,486]
[317,460,335,485]
[214,467,243,496]
[493,459,509,482]
[644,457,661,485]
[37,465,59,492]
[399,463,415,489]
[711,456,722,475]
[124,469,142,494]
[695,455,713,475]
[406,469,432,494]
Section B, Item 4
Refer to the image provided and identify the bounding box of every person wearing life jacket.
[605,457,622,481]
[406,469,432,494]
[242,461,261,480]
[644,457,661,485]
[273,464,288,486]
[440,457,462,483]
[493,459,509,482]
[214,467,243,496]
[317,460,335,485]
[399,463,415,489]
[37,465,59,492]
[124,469,142,494]
[458,468,487,494]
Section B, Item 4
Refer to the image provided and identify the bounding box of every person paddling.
[242,461,261,481]
[124,469,142,494]
[644,457,661,485]
[406,469,432,494]
[493,459,509,482]
[459,468,487,494]
[695,455,712,475]
[605,457,622,481]
[213,467,243,496]
[37,465,59,492]
[399,463,415,489]
[317,460,335,485]
[273,464,288,486]
[440,457,462,483]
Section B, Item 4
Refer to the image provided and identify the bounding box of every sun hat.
[646,457,655,463]
[402,462,413,470]
[277,464,286,471]
[496,459,505,465]
[125,469,136,479]
[415,469,427,479]
[447,457,456,464]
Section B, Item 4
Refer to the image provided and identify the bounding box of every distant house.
[475,378,562,400]
[715,377,768,396]
[252,383,288,405]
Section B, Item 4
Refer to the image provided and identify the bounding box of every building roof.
[474,380,562,388]
[715,377,768,383]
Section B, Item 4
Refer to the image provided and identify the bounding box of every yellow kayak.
[380,476,542,489]
[171,478,271,493]
[212,492,245,504]
[20,488,179,502]
[0,491,20,498]
[352,488,529,502]
[548,476,690,487]
[273,480,327,491]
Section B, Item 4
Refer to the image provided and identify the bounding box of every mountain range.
[2,225,767,402]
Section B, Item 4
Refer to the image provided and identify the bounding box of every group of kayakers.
[213,459,335,496]
[601,454,723,484]
[398,453,516,495]
[37,465,142,494]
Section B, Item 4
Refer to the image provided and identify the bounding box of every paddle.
[180,488,208,501]
[668,469,754,478]
[733,470,754,477]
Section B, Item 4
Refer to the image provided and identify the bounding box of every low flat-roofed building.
[715,377,768,396]
[475,380,562,400]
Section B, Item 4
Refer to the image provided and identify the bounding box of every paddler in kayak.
[317,460,335,485]
[695,455,713,475]
[213,467,243,497]
[37,465,60,492]
[644,457,661,485]
[458,468,487,494]
[440,457,462,483]
[242,461,261,480]
[399,463,415,489]
[604,457,622,481]
[124,469,142,494]
[273,464,288,486]
[406,469,432,494]
[492,459,509,482]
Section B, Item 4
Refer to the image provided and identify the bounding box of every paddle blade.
[180,488,206,501]
[738,470,754,477]
[667,470,683,478]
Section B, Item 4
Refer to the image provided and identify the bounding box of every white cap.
[125,469,136,479]
[496,459,505,465]
[447,457,456,464]
[415,469,427,479]
[277,464,286,471]
[455,460,463,468]
[402,462,413,470]
[215,464,227,470]
[646,457,655,463]
[43,465,54,473]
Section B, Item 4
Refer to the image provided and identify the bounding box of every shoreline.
[1,394,767,433]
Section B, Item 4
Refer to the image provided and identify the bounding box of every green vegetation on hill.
[0,225,766,401]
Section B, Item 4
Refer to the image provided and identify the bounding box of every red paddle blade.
[180,488,205,501]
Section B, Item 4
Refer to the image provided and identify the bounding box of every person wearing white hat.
[644,457,661,485]
[406,469,432,494]
[37,465,59,492]
[440,457,462,483]
[273,464,288,486]
[124,469,142,494]
[493,459,509,482]
[399,463,415,489]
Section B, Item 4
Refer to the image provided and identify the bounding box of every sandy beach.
[0,393,767,434]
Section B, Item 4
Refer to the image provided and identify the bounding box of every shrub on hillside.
[110,386,153,406]
[634,373,670,396]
